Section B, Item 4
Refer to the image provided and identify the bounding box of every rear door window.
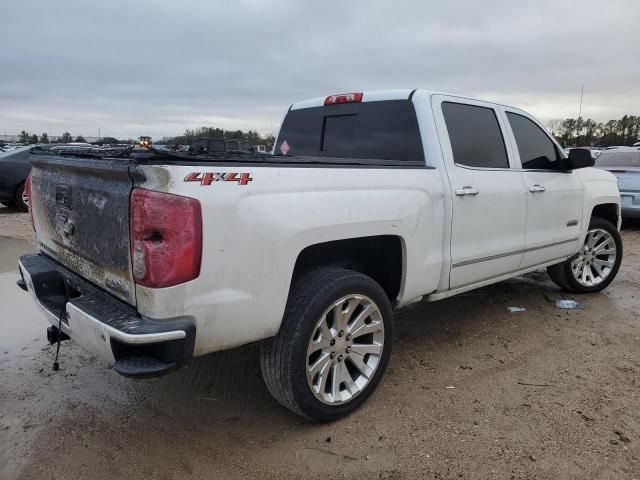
[274,100,425,165]
[442,102,509,169]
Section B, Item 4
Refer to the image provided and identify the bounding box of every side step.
[113,356,177,379]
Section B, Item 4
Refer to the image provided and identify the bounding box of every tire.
[546,217,623,293]
[260,267,393,422]
[14,183,28,212]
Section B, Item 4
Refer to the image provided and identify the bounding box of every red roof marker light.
[324,92,363,105]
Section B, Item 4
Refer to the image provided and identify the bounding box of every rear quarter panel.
[132,164,444,355]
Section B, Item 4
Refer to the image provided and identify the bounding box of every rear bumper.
[18,253,195,378]
[620,191,640,219]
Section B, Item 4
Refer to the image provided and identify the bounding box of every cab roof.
[289,89,514,111]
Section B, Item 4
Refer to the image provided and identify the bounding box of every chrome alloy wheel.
[571,228,618,287]
[306,294,385,405]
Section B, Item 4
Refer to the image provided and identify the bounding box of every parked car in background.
[564,147,602,159]
[0,145,32,211]
[189,137,254,154]
[595,147,640,219]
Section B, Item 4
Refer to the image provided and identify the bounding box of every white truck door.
[433,96,527,289]
[503,110,584,268]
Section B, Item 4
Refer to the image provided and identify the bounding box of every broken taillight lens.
[130,188,202,288]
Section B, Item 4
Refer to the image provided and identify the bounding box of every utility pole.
[578,84,584,119]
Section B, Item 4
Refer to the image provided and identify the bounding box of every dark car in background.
[0,146,32,211]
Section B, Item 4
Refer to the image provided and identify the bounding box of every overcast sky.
[1,0,638,139]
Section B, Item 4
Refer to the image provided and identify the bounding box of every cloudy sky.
[1,0,638,139]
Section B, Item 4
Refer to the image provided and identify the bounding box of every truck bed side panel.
[131,164,444,355]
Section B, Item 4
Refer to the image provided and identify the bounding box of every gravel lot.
[1,205,639,479]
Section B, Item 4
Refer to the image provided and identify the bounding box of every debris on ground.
[555,299,580,309]
[507,306,526,312]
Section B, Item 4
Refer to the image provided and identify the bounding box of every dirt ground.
[1,204,639,480]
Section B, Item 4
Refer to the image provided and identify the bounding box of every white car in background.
[595,147,640,219]
[564,147,602,159]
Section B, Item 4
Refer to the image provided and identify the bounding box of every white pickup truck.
[18,89,623,421]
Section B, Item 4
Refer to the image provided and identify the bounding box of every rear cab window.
[274,100,425,166]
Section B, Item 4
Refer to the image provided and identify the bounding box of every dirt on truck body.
[29,155,136,303]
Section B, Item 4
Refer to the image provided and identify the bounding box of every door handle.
[529,184,546,193]
[455,186,479,196]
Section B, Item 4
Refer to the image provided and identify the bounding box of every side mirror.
[564,148,594,170]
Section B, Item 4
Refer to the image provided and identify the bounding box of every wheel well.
[12,180,26,203]
[292,236,404,302]
[14,180,25,195]
[591,203,619,226]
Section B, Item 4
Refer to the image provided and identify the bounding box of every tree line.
[18,131,86,144]
[547,115,640,147]
[18,116,638,149]
[162,126,275,146]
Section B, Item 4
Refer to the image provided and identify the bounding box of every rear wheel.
[547,217,622,293]
[14,183,28,212]
[260,267,393,422]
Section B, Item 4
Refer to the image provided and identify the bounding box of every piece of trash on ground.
[555,299,580,309]
[507,306,526,312]
[445,386,456,389]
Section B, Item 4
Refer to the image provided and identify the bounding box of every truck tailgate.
[29,155,136,304]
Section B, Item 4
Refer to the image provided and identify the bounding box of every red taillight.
[130,188,202,288]
[24,174,34,231]
[324,92,363,105]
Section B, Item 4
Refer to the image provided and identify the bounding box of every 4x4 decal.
[184,172,253,186]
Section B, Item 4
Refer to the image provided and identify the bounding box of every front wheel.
[260,268,393,422]
[547,217,622,293]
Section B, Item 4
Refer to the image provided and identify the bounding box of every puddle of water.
[0,236,47,353]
